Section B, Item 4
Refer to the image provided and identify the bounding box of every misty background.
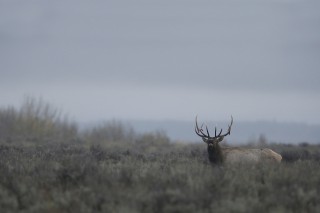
[1,0,320,143]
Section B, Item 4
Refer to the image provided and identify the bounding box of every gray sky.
[1,0,320,124]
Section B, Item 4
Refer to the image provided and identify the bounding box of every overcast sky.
[1,0,320,124]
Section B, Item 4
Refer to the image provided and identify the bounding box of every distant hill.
[129,120,320,144]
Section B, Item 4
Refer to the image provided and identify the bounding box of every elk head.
[195,116,233,164]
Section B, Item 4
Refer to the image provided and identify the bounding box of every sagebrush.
[0,98,319,213]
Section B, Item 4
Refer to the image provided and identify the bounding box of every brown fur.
[207,143,224,164]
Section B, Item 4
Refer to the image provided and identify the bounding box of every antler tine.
[195,126,205,137]
[205,126,210,137]
[226,115,233,133]
[195,115,233,139]
[228,115,233,132]
[216,128,223,137]
[219,115,234,137]
[195,128,206,137]
[195,116,209,138]
[195,115,200,131]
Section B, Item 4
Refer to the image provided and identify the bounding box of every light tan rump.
[223,147,282,164]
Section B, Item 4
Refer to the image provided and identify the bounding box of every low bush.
[0,143,320,213]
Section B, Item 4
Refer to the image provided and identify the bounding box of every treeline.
[0,97,173,152]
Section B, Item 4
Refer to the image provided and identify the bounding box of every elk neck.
[207,142,224,164]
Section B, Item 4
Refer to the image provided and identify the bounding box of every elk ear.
[217,136,224,143]
[202,138,208,143]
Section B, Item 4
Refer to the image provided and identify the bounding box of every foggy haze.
[1,0,320,129]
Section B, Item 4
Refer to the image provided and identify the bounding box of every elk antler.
[195,116,233,140]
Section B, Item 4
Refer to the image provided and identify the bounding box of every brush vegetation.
[0,98,320,213]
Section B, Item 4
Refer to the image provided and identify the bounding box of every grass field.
[1,142,320,213]
[0,98,319,213]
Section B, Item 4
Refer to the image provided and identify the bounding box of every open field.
[0,98,320,212]
[1,142,320,213]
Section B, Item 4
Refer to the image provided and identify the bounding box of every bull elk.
[195,116,282,164]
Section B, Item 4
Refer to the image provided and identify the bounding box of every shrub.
[0,97,78,144]
[83,120,135,144]
[1,143,320,213]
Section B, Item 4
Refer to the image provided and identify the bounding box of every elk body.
[195,116,282,165]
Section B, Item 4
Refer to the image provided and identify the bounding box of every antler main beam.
[195,116,208,138]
